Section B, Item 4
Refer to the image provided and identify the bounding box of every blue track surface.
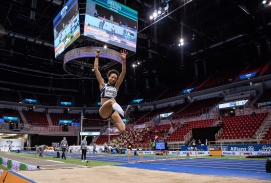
[27,151,271,181]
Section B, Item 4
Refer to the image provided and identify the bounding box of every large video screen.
[155,142,166,150]
[53,0,80,58]
[84,0,138,52]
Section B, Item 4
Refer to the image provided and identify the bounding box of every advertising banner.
[222,144,271,151]
[11,160,21,171]
[2,158,8,168]
[133,124,146,129]
[102,127,120,135]
[222,151,244,156]
[169,151,210,156]
[0,139,24,152]
[180,145,208,151]
[26,164,38,171]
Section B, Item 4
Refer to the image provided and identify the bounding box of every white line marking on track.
[46,160,65,163]
[145,162,265,172]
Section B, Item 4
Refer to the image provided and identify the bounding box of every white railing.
[215,128,223,140]
[184,131,192,143]
[255,112,271,139]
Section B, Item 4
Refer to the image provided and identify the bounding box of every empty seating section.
[131,110,151,123]
[83,113,107,127]
[117,92,139,105]
[0,90,20,103]
[50,112,81,126]
[74,95,98,107]
[135,106,171,124]
[199,69,241,91]
[174,97,221,118]
[36,94,57,106]
[0,108,23,123]
[169,103,188,115]
[255,89,271,106]
[188,77,208,91]
[238,62,263,78]
[20,92,35,101]
[166,119,214,141]
[136,88,166,103]
[263,63,271,75]
[95,135,118,145]
[23,110,48,126]
[218,113,268,139]
[158,82,190,100]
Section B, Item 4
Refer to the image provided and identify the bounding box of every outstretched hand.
[96,49,100,57]
[120,50,128,60]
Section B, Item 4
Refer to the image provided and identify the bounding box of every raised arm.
[115,50,128,89]
[93,49,104,89]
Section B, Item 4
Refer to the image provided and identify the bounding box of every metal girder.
[29,0,54,35]
[1,0,54,19]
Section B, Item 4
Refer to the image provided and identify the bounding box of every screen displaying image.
[60,102,72,106]
[155,142,166,150]
[59,120,72,125]
[71,122,80,126]
[131,99,143,104]
[160,112,173,118]
[3,116,18,121]
[53,0,80,58]
[84,0,138,52]
[25,98,37,104]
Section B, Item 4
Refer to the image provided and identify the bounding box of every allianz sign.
[224,145,271,151]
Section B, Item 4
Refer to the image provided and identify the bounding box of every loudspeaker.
[266,157,271,173]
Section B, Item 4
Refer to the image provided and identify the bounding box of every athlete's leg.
[99,99,114,119]
[110,112,126,134]
[99,99,132,119]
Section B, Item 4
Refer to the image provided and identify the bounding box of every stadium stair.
[258,61,271,76]
[18,110,28,124]
[46,114,53,126]
[194,75,213,91]
[257,113,271,139]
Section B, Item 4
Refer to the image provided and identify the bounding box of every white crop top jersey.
[100,83,118,99]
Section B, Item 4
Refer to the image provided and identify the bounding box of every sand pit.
[18,165,271,183]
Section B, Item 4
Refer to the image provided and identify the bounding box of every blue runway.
[27,151,271,181]
[86,154,271,181]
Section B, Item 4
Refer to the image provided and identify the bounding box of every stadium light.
[149,2,169,21]
[158,8,162,14]
[180,38,184,46]
[153,11,158,18]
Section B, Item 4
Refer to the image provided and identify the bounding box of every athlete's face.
[108,73,118,85]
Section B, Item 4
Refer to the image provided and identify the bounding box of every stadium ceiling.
[0,0,271,92]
